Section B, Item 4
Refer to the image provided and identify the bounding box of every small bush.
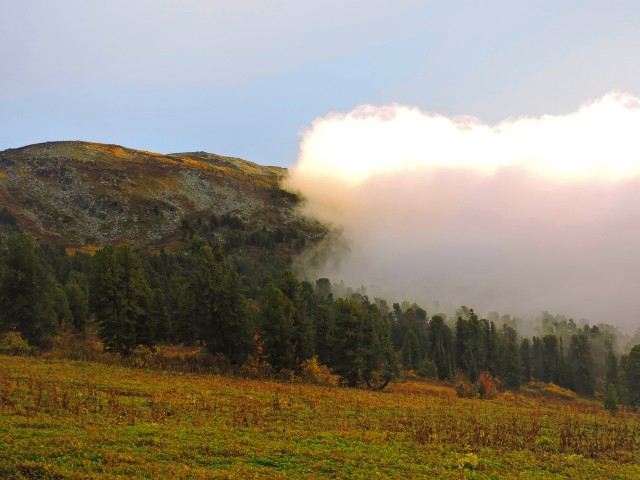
[300,357,338,386]
[604,384,619,416]
[456,372,499,399]
[43,330,107,362]
[456,381,477,398]
[534,435,558,451]
[146,345,228,374]
[456,453,478,469]
[277,369,297,383]
[0,332,31,356]
[521,382,576,401]
[475,371,499,399]
[240,355,273,380]
[416,358,438,379]
[129,345,156,369]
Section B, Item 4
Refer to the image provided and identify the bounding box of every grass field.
[1,355,639,479]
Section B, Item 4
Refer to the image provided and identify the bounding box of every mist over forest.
[287,92,640,332]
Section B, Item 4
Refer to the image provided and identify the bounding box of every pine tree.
[402,329,420,371]
[568,333,595,396]
[531,336,543,380]
[428,315,455,380]
[119,245,153,348]
[276,270,314,361]
[330,297,394,387]
[64,272,89,333]
[90,245,150,354]
[605,340,618,386]
[193,245,253,364]
[541,335,560,383]
[621,345,640,407]
[604,384,618,416]
[169,273,199,344]
[499,338,521,389]
[520,338,531,383]
[260,283,297,370]
[313,304,334,366]
[0,233,60,344]
[52,284,72,331]
[454,316,466,371]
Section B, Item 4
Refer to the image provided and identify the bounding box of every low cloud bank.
[286,93,640,329]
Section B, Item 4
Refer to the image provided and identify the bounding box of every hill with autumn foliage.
[0,141,325,250]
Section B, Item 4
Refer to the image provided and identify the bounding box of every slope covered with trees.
[0,232,638,405]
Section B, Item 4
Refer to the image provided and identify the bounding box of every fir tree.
[0,233,60,344]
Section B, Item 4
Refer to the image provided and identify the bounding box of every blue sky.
[2,0,640,167]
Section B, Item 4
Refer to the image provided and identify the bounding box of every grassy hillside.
[1,355,638,479]
[0,141,324,250]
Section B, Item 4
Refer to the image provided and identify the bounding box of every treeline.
[180,213,306,253]
[0,233,639,404]
[0,234,394,387]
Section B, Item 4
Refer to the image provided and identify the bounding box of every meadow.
[1,354,639,479]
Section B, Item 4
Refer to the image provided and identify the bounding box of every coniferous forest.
[1,231,639,407]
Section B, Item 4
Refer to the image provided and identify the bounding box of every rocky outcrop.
[0,141,323,248]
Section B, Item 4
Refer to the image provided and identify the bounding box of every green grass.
[1,355,638,479]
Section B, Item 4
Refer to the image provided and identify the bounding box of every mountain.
[0,141,325,251]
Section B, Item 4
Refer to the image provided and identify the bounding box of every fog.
[286,92,640,331]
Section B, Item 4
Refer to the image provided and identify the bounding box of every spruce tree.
[330,297,396,387]
[568,333,595,395]
[499,341,521,388]
[604,340,618,386]
[604,384,618,416]
[541,335,560,383]
[520,338,531,383]
[91,245,150,354]
[427,315,455,380]
[621,345,640,407]
[193,245,253,364]
[64,272,89,333]
[402,328,420,371]
[276,270,314,361]
[260,283,297,369]
[0,233,60,344]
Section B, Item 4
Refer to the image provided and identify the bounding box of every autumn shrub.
[534,435,558,452]
[456,380,477,398]
[476,371,499,399]
[455,372,499,399]
[240,355,273,379]
[402,369,419,381]
[300,356,338,386]
[542,383,576,400]
[42,330,107,362]
[277,368,297,382]
[146,345,230,374]
[128,345,156,369]
[0,332,31,356]
[456,453,479,469]
[521,382,576,401]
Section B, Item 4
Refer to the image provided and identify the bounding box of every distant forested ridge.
[0,232,639,405]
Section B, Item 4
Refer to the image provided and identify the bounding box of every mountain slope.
[0,141,324,249]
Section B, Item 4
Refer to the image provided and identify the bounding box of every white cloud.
[287,92,640,328]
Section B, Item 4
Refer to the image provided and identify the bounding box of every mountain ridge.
[0,140,324,250]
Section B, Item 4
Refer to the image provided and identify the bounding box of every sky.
[2,1,640,167]
[4,1,640,328]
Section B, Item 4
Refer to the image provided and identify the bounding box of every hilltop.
[0,141,325,250]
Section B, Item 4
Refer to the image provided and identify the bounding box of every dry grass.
[0,355,638,479]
